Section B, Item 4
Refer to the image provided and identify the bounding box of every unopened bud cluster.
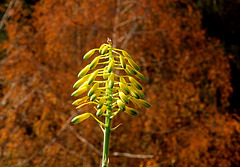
[71,42,150,124]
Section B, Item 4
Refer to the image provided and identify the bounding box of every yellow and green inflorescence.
[71,41,151,124]
[71,39,150,167]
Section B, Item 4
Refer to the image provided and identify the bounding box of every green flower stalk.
[71,38,151,167]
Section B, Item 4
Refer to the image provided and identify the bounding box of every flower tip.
[71,92,76,97]
[144,102,151,108]
[131,110,138,116]
[71,113,91,124]
[83,49,95,59]
[125,107,138,116]
[73,84,78,89]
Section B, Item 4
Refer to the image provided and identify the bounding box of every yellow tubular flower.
[87,70,98,85]
[135,71,146,80]
[117,100,126,111]
[89,56,100,70]
[129,88,140,99]
[78,65,90,77]
[129,76,142,90]
[130,98,140,108]
[108,73,114,89]
[124,66,132,75]
[71,113,91,124]
[128,59,140,71]
[119,82,130,95]
[126,65,137,75]
[120,55,126,69]
[83,49,96,59]
[131,98,151,108]
[101,45,109,55]
[103,66,109,80]
[88,82,99,97]
[99,44,107,53]
[129,85,145,99]
[71,85,89,97]
[72,96,89,106]
[119,91,129,104]
[124,106,138,116]
[108,59,114,73]
[96,105,107,117]
[90,90,101,101]
[122,50,132,59]
[97,98,106,109]
[73,75,90,88]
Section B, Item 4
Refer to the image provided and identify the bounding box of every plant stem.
[102,112,111,167]
[102,44,113,167]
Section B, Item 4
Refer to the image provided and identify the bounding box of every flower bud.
[78,65,90,77]
[129,86,145,99]
[87,70,98,85]
[103,66,109,80]
[117,100,126,111]
[71,113,91,124]
[124,66,132,75]
[89,56,100,70]
[128,59,140,71]
[83,49,95,59]
[108,59,114,73]
[71,85,89,97]
[88,82,99,97]
[124,106,138,116]
[122,51,132,59]
[73,75,89,88]
[129,88,140,99]
[130,98,151,108]
[120,55,126,69]
[135,71,146,80]
[101,45,109,55]
[129,77,142,90]
[119,82,130,95]
[97,98,106,109]
[130,97,139,108]
[99,44,107,53]
[72,96,89,106]
[90,90,100,101]
[96,105,107,117]
[119,91,129,104]
[126,65,137,75]
[108,73,114,89]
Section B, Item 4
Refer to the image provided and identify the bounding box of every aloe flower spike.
[71,38,150,167]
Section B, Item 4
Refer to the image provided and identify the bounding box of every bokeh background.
[0,0,239,166]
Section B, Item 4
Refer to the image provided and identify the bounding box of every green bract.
[71,39,150,167]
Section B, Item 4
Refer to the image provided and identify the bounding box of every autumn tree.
[0,0,239,166]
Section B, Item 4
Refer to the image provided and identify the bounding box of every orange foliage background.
[0,0,239,166]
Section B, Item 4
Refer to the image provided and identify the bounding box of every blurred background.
[0,0,239,166]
